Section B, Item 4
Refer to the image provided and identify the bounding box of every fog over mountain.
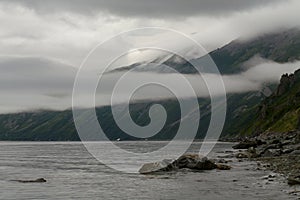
[0,0,300,113]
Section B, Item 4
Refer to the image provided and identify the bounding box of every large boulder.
[139,154,231,174]
[139,159,175,174]
[174,154,217,170]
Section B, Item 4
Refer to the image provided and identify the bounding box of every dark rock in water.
[216,164,231,170]
[175,154,217,170]
[139,159,175,174]
[12,178,47,183]
[175,154,202,169]
[139,154,231,174]
[191,158,217,170]
[215,159,228,164]
[288,176,300,185]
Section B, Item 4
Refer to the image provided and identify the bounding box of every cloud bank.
[0,55,299,113]
[0,0,300,113]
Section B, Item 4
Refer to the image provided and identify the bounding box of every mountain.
[0,29,300,141]
[211,28,300,74]
[110,28,300,74]
[233,69,300,136]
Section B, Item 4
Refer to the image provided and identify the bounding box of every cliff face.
[243,69,300,135]
[275,70,300,96]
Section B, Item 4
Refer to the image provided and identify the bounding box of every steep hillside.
[211,28,300,74]
[236,69,300,136]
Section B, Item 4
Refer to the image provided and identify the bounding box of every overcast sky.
[0,0,300,113]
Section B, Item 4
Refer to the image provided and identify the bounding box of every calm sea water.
[0,141,297,200]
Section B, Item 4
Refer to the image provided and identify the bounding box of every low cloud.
[0,55,299,113]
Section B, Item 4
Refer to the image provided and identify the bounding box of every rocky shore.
[232,130,300,185]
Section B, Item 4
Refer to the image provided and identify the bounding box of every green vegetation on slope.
[239,69,300,136]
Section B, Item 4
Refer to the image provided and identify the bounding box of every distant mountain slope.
[212,28,300,74]
[233,69,300,137]
[0,29,300,141]
[111,28,300,74]
[0,92,264,141]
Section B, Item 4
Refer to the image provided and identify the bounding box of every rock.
[288,176,300,185]
[235,152,250,159]
[232,138,266,149]
[282,148,294,154]
[12,178,47,183]
[139,159,175,174]
[139,154,231,174]
[247,147,259,158]
[248,147,256,154]
[216,164,231,170]
[176,154,202,168]
[192,159,217,170]
[261,149,282,157]
[232,141,257,149]
[281,140,293,146]
[175,154,217,170]
[264,144,281,150]
[270,139,281,145]
[290,150,300,155]
[215,159,228,164]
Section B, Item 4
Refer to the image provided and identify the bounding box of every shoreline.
[232,130,300,185]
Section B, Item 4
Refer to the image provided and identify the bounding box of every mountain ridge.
[0,29,300,141]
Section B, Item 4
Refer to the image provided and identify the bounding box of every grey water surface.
[0,141,297,200]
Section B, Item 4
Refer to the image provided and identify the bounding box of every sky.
[0,0,300,113]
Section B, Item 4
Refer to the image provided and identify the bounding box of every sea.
[0,141,298,200]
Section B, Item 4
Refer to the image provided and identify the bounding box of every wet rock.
[248,147,259,158]
[282,148,294,154]
[264,144,281,150]
[262,149,282,157]
[281,140,293,146]
[290,150,300,155]
[139,154,231,174]
[216,164,231,170]
[235,152,250,159]
[232,141,257,149]
[192,158,217,170]
[12,178,47,183]
[139,159,175,174]
[175,155,217,170]
[176,154,202,168]
[232,138,266,149]
[288,176,300,185]
[270,139,281,145]
[215,159,228,164]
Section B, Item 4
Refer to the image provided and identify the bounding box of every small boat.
[116,138,121,141]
